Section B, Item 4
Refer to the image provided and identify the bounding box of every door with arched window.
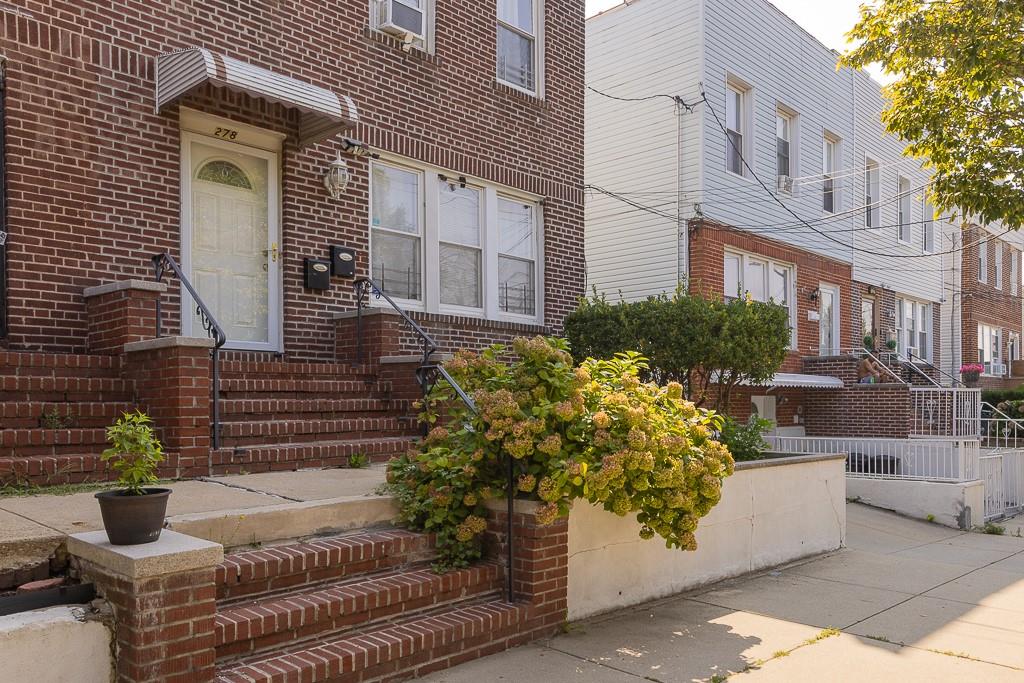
[182,132,280,351]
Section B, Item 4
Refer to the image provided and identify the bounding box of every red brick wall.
[961,226,1023,388]
[688,220,854,372]
[0,0,584,359]
[804,384,910,438]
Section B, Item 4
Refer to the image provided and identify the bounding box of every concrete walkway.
[423,503,1024,682]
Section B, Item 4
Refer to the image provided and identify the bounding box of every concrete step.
[219,418,417,448]
[218,377,391,400]
[214,599,525,683]
[0,401,135,429]
[0,375,133,402]
[219,397,414,421]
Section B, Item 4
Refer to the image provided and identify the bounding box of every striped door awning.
[155,48,359,148]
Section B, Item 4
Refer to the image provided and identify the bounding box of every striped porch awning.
[761,373,843,389]
[155,48,359,147]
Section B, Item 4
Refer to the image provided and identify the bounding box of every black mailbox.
[304,258,331,290]
[330,245,356,277]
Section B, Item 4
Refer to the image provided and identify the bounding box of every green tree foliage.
[840,0,1024,228]
[564,288,790,411]
[101,411,164,495]
[384,337,735,571]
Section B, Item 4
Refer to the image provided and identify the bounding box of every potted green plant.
[960,363,984,388]
[863,334,875,351]
[885,338,898,351]
[95,411,170,545]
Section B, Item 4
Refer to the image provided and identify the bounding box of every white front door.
[182,134,280,351]
[818,284,840,355]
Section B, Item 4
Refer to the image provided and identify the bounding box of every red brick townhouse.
[960,225,1024,388]
[0,0,585,485]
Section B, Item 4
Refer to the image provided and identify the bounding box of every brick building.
[0,0,585,485]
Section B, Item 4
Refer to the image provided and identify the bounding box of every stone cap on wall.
[123,336,216,353]
[83,279,167,298]
[68,529,223,579]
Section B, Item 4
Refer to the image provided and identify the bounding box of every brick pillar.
[83,280,167,354]
[334,308,404,363]
[486,499,569,640]
[67,530,223,683]
[123,337,213,478]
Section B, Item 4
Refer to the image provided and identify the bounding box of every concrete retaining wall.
[847,477,984,530]
[567,454,847,621]
[0,605,113,682]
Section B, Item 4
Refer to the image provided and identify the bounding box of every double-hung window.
[865,159,880,229]
[497,0,540,93]
[895,297,932,361]
[1013,250,1020,296]
[996,242,1004,290]
[897,176,911,243]
[776,111,791,190]
[979,323,1003,375]
[822,136,837,213]
[921,199,934,253]
[979,239,989,284]
[724,250,796,348]
[370,159,542,321]
[726,85,745,176]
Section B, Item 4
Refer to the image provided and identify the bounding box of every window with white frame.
[726,84,745,176]
[1013,249,1020,296]
[822,135,837,213]
[996,242,1004,290]
[921,199,934,253]
[776,110,791,189]
[865,159,880,229]
[895,296,932,361]
[979,323,1003,375]
[497,0,540,93]
[723,251,796,347]
[1010,332,1021,363]
[979,239,988,284]
[897,176,911,243]
[370,159,542,321]
[371,0,433,52]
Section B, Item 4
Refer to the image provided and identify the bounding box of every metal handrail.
[352,277,515,603]
[840,346,907,385]
[152,252,227,449]
[903,358,941,387]
[908,350,962,387]
[981,401,1024,451]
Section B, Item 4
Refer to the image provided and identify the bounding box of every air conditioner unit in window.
[991,361,1008,376]
[777,175,793,193]
[378,0,426,41]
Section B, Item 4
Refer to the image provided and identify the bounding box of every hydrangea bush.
[384,337,735,571]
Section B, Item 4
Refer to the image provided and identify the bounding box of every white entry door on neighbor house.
[182,134,281,351]
[818,284,840,355]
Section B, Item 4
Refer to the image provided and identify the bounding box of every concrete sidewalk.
[423,503,1024,682]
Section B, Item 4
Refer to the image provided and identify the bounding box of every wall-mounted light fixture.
[323,154,351,199]
[808,288,820,303]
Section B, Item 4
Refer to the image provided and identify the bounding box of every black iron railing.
[354,277,516,603]
[152,252,228,449]
[908,350,964,388]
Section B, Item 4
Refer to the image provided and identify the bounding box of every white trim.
[180,129,283,353]
[995,241,1004,290]
[723,248,798,350]
[496,0,545,97]
[817,282,841,355]
[179,107,285,152]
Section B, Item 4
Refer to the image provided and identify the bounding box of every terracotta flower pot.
[95,488,171,545]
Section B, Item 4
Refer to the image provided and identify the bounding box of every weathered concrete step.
[219,397,414,421]
[214,600,526,683]
[220,418,416,448]
[216,529,435,602]
[215,562,501,660]
[0,428,108,458]
[0,375,133,402]
[211,436,417,475]
[218,378,392,399]
[0,401,135,429]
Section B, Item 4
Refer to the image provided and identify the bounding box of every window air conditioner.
[777,175,793,193]
[378,0,426,41]
[991,361,1007,376]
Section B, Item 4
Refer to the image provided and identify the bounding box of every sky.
[585,0,886,81]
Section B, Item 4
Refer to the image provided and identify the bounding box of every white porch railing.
[981,449,1024,521]
[766,435,980,482]
[909,387,981,438]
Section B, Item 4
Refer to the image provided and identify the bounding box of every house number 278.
[214,127,239,140]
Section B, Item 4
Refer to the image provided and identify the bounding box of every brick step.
[0,450,194,486]
[215,562,503,661]
[0,427,108,458]
[219,418,417,448]
[219,360,378,381]
[217,529,436,602]
[0,351,122,377]
[0,375,134,403]
[219,378,391,400]
[220,398,414,421]
[210,435,418,475]
[0,401,136,429]
[215,599,526,683]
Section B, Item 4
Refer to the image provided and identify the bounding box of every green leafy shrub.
[564,286,789,412]
[719,415,772,462]
[101,411,164,495]
[384,337,735,571]
[348,453,369,469]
